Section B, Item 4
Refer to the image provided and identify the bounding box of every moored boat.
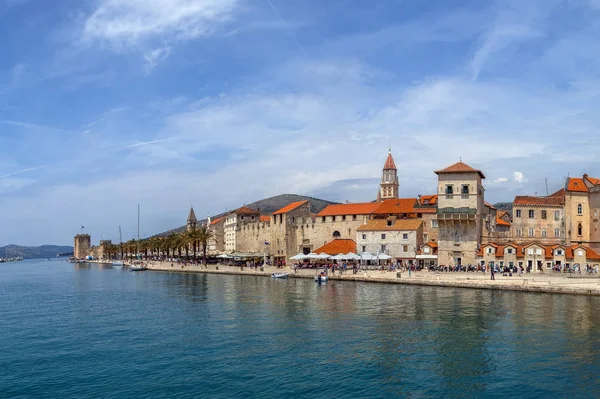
[271,273,289,279]
[314,274,328,283]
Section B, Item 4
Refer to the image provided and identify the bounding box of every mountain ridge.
[0,245,74,259]
[155,194,338,237]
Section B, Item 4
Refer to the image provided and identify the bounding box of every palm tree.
[197,225,215,267]
[185,228,202,262]
[167,233,179,258]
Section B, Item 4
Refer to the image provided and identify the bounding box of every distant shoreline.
[140,261,600,297]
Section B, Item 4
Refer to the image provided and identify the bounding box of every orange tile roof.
[235,206,260,215]
[484,201,496,210]
[434,161,485,179]
[210,216,225,226]
[514,193,564,206]
[496,211,511,227]
[272,200,308,215]
[373,198,436,215]
[417,194,438,206]
[357,219,422,232]
[317,202,379,217]
[383,152,397,170]
[259,215,270,223]
[313,239,357,255]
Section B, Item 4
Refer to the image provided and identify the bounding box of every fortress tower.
[187,207,198,231]
[74,234,91,259]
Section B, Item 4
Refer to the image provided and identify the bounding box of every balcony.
[437,207,477,221]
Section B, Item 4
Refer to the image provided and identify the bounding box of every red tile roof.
[485,201,496,210]
[313,239,357,255]
[496,211,511,227]
[514,193,564,206]
[418,195,437,206]
[316,203,379,217]
[272,200,308,215]
[235,206,260,215]
[210,216,225,226]
[259,215,271,223]
[373,198,436,215]
[434,161,485,179]
[383,152,397,170]
[480,242,600,261]
[357,219,422,232]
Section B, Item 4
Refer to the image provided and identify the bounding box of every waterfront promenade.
[142,261,600,296]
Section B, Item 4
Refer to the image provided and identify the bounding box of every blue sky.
[2,0,600,246]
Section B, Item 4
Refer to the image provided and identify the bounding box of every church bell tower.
[378,149,399,201]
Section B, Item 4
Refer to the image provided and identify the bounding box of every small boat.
[271,273,289,279]
[112,261,124,267]
[130,265,147,272]
[314,274,328,283]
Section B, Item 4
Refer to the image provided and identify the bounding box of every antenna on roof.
[460,157,462,162]
[545,178,549,196]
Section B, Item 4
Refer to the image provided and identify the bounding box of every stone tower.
[434,161,485,266]
[187,207,198,231]
[378,150,399,201]
[74,234,91,259]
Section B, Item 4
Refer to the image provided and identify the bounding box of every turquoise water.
[1,260,599,398]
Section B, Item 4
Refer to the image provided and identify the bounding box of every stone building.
[74,234,91,259]
[511,190,565,245]
[356,218,423,262]
[236,215,271,254]
[208,216,225,252]
[187,207,197,231]
[435,161,486,266]
[270,200,311,263]
[224,206,261,252]
[477,242,600,272]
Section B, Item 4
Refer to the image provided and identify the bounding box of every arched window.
[333,231,341,238]
[578,204,583,215]
[578,223,583,236]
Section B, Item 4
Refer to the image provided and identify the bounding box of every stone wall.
[208,218,225,252]
[565,191,590,246]
[74,234,91,259]
[295,215,369,254]
[236,220,271,254]
[356,225,422,260]
[421,213,438,243]
[511,204,564,245]
[437,221,479,266]
[270,203,311,260]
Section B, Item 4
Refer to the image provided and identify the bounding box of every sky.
[2,0,600,246]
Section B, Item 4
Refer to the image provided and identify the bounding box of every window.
[342,215,346,221]
[352,215,357,221]
[251,215,255,221]
[528,249,534,255]
[362,234,366,240]
[381,245,387,252]
[403,233,408,240]
[578,250,584,256]
[516,209,521,218]
[556,249,563,256]
[529,228,534,237]
[387,220,393,227]
[578,204,583,215]
[462,185,469,194]
[333,231,341,238]
[541,229,547,237]
[381,234,386,240]
[424,247,430,254]
[432,220,438,228]
[529,210,534,218]
[362,246,366,252]
[554,210,560,221]
[516,228,522,237]
[292,217,296,223]
[578,223,583,236]
[487,247,494,254]
[541,210,547,219]
[403,245,409,253]
[424,233,429,242]
[321,217,326,222]
[454,231,460,242]
[536,249,543,255]
[507,248,513,254]
[445,185,453,195]
[555,228,560,237]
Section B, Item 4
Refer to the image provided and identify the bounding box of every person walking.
[490,265,495,280]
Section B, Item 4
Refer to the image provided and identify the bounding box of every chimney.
[584,173,589,180]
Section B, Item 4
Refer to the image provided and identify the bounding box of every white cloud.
[493,177,508,183]
[513,172,526,183]
[83,0,239,48]
[144,46,171,71]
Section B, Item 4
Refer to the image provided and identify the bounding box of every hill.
[155,194,338,237]
[1,245,74,259]
[493,202,513,214]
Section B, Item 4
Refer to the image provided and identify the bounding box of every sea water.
[1,260,599,398]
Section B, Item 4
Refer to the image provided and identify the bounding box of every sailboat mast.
[137,205,140,257]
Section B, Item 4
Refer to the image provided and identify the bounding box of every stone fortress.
[199,150,600,271]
